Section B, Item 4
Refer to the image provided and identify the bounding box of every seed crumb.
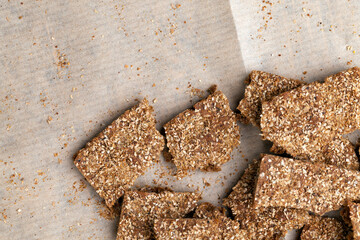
[47,116,53,124]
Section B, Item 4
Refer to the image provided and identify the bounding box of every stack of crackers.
[74,67,360,239]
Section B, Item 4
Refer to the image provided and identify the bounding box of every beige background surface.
[1,0,360,239]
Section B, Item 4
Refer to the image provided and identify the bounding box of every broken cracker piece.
[154,217,246,240]
[164,90,240,178]
[74,99,164,207]
[194,202,227,219]
[261,67,360,170]
[254,155,360,215]
[116,190,200,240]
[349,201,360,239]
[300,216,348,240]
[236,71,359,165]
[223,160,311,239]
[238,70,304,127]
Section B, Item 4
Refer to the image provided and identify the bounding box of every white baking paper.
[1,0,359,239]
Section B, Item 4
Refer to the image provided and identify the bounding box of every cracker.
[270,138,358,171]
[300,216,348,240]
[153,217,246,240]
[74,99,164,207]
[194,202,227,219]
[116,190,200,240]
[223,160,311,239]
[349,201,360,239]
[238,70,304,127]
[164,90,240,178]
[261,67,360,170]
[254,155,360,215]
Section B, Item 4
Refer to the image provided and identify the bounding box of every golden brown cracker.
[74,99,164,207]
[254,155,360,215]
[164,90,240,178]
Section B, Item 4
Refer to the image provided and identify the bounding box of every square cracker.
[223,159,311,239]
[300,216,348,240]
[254,155,360,215]
[74,99,164,207]
[116,190,200,240]
[153,217,246,240]
[261,67,360,169]
[164,90,240,178]
[238,70,304,127]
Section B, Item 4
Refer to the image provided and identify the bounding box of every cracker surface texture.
[154,217,246,240]
[300,216,348,240]
[254,155,360,215]
[238,70,304,126]
[116,190,200,240]
[74,99,164,207]
[223,160,311,239]
[349,202,360,240]
[194,202,227,219]
[164,90,240,178]
[261,67,360,170]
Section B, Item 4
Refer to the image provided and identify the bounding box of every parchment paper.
[1,0,359,239]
